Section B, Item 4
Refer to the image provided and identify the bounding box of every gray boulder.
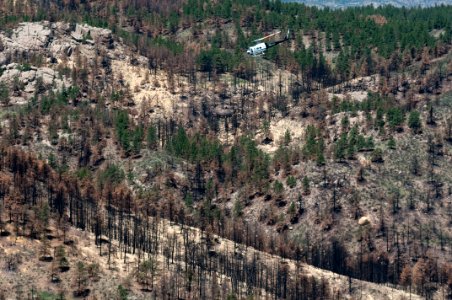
[8,23,51,51]
[20,70,36,83]
[24,84,36,94]
[0,68,20,83]
[36,67,55,85]
[0,53,7,65]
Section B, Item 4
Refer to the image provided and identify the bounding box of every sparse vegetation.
[0,0,451,298]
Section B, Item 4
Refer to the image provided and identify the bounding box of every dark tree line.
[0,146,450,298]
[0,146,335,299]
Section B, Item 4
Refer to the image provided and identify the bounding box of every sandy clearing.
[111,60,181,117]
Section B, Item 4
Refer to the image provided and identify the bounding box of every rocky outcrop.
[1,23,52,51]
[0,21,129,105]
[0,21,119,64]
[0,21,157,107]
[36,67,56,85]
[0,65,20,84]
[0,62,69,104]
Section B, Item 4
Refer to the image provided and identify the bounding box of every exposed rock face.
[20,70,36,83]
[0,68,20,83]
[0,21,126,105]
[72,23,112,44]
[2,23,52,51]
[0,21,170,112]
[36,67,56,85]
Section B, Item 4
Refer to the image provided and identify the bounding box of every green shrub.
[286,176,297,188]
[302,176,310,194]
[371,148,384,163]
[408,110,421,133]
[273,180,284,194]
[99,164,125,186]
[387,137,396,149]
[386,107,405,129]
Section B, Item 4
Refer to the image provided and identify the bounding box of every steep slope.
[0,2,451,298]
[0,174,423,299]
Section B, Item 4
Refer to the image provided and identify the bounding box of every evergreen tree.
[147,125,158,150]
[408,111,421,133]
[334,133,348,161]
[0,83,10,106]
